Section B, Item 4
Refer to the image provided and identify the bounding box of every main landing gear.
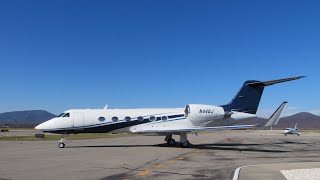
[165,133,190,148]
[58,134,68,148]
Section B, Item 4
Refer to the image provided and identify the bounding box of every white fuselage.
[35,106,257,134]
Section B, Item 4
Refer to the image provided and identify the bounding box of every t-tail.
[222,76,305,114]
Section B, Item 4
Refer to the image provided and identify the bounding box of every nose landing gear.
[58,141,65,148]
[58,134,68,148]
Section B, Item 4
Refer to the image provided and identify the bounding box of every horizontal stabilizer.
[265,101,287,127]
[247,76,305,87]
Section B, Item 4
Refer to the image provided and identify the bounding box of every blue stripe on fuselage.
[43,114,185,134]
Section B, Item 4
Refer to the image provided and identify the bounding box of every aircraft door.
[73,112,84,130]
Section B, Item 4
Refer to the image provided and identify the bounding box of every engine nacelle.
[184,104,230,124]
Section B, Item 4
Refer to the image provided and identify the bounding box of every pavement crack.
[121,158,159,172]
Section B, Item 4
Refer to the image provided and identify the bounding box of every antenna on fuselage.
[104,104,108,109]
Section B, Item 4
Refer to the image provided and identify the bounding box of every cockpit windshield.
[57,113,70,117]
[57,113,65,117]
[63,113,70,117]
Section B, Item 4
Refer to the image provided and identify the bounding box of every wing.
[139,125,256,133]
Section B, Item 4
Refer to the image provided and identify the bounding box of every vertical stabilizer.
[222,76,304,114]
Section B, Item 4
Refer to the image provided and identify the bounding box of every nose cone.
[35,121,51,131]
[284,130,289,133]
[35,122,44,130]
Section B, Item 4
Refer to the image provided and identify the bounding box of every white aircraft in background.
[284,123,300,136]
[35,76,304,148]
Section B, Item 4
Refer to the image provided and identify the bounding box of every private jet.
[35,76,304,148]
[284,123,300,136]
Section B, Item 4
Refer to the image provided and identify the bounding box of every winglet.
[265,102,287,126]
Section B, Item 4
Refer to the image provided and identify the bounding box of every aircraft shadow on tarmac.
[68,143,291,153]
[186,143,290,152]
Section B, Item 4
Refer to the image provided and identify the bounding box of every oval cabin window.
[98,117,105,122]
[112,117,118,122]
[137,116,144,122]
[149,116,156,121]
[161,116,168,121]
[124,116,131,121]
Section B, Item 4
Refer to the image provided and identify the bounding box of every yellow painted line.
[153,164,164,169]
[168,160,176,164]
[137,170,150,176]
[176,157,184,160]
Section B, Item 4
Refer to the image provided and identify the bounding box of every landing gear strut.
[58,134,68,148]
[165,133,190,148]
[165,134,176,146]
[179,133,190,148]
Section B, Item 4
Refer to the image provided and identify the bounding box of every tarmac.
[1,130,320,180]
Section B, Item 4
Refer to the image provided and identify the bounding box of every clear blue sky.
[0,1,319,117]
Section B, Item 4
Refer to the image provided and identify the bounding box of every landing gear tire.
[58,134,68,148]
[58,142,65,148]
[167,138,176,146]
[180,140,190,148]
[284,134,287,136]
[298,134,300,136]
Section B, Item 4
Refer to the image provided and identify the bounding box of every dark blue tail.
[222,76,305,114]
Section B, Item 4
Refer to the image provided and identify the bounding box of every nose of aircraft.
[35,121,51,131]
[35,122,44,130]
[284,130,289,133]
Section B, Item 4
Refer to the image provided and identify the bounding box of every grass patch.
[4,128,34,130]
[0,133,134,141]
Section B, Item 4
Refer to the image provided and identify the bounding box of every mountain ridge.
[239,112,320,129]
[0,110,56,128]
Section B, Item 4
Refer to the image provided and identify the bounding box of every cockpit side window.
[63,113,70,117]
[57,113,65,117]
